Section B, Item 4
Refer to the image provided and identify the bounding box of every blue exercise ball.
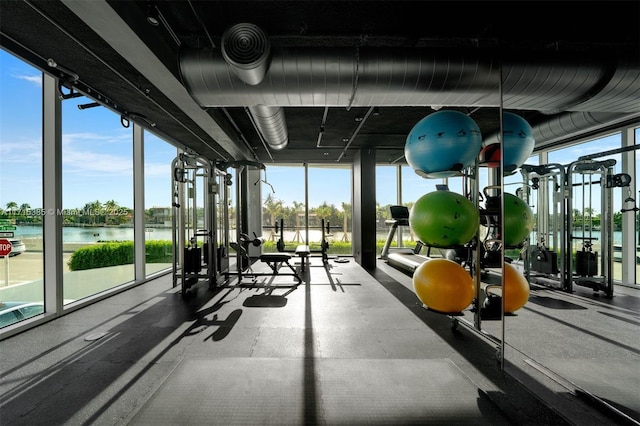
[481,112,535,172]
[405,110,482,178]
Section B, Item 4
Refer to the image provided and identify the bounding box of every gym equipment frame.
[171,152,222,296]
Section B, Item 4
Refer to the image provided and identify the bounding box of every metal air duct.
[221,23,271,86]
[180,40,640,151]
[218,23,288,151]
[248,105,288,151]
[180,47,639,113]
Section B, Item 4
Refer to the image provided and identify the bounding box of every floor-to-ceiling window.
[143,131,175,277]
[308,164,352,256]
[260,164,305,253]
[0,50,45,328]
[376,165,400,253]
[258,163,352,257]
[61,95,134,302]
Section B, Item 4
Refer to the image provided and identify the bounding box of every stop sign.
[0,239,12,256]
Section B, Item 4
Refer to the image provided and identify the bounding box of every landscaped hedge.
[68,239,414,271]
[68,240,173,271]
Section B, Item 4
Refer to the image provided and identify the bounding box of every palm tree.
[583,207,594,219]
[5,201,18,214]
[83,200,103,225]
[104,199,120,225]
[315,202,332,226]
[263,194,284,241]
[341,201,351,242]
[291,201,304,242]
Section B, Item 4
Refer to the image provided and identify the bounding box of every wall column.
[42,74,63,316]
[133,124,145,280]
[353,148,377,270]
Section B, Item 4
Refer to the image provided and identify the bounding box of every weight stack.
[576,251,598,277]
[184,247,202,273]
[530,248,559,274]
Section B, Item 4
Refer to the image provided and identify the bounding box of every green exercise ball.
[503,193,534,247]
[409,191,479,248]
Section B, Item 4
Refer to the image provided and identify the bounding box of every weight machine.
[522,159,631,297]
[221,161,304,286]
[171,152,227,295]
[521,163,568,290]
[228,231,302,285]
[566,159,616,296]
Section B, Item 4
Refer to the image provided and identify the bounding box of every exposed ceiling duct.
[218,23,288,151]
[180,46,640,113]
[221,23,271,86]
[181,38,640,151]
[247,105,288,151]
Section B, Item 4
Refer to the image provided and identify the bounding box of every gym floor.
[0,256,637,425]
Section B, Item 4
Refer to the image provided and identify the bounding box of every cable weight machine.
[171,152,227,296]
[522,158,632,297]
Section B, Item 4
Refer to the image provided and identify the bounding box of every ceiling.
[1,1,639,166]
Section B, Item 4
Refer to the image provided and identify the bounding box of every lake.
[12,225,625,246]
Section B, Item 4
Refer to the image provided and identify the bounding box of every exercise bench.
[295,245,311,272]
[258,252,302,283]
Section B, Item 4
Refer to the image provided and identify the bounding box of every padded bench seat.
[295,245,311,271]
[260,253,293,263]
[257,252,301,283]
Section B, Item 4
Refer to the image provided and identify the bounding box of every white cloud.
[13,74,42,87]
[144,162,170,177]
[0,138,42,164]
[62,132,133,176]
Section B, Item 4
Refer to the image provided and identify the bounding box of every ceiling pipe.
[218,23,288,151]
[482,111,640,150]
[221,23,271,85]
[247,105,288,152]
[180,47,639,113]
[181,40,640,149]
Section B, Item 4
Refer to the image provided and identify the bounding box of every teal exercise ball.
[480,112,535,171]
[409,191,479,248]
[405,110,482,178]
[503,193,534,247]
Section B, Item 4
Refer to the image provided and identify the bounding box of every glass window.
[260,164,305,253]
[144,131,175,277]
[0,50,44,327]
[308,164,352,257]
[62,96,134,302]
[376,165,399,252]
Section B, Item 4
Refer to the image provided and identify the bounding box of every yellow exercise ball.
[503,263,530,313]
[412,258,474,314]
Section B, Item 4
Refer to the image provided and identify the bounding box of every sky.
[0,49,177,210]
[1,48,637,214]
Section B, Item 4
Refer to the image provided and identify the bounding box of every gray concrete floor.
[0,256,636,425]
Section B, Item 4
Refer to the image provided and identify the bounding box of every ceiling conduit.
[179,23,640,148]
[181,47,639,112]
[219,23,288,151]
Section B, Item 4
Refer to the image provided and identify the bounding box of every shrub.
[145,240,173,263]
[68,240,173,271]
